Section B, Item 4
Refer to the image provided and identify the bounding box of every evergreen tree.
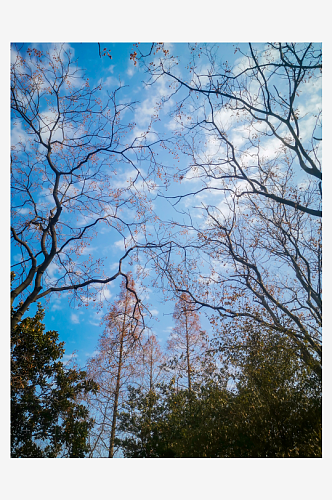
[11,304,98,458]
[231,328,322,457]
[116,327,321,458]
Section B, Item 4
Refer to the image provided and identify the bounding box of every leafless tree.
[85,275,144,458]
[136,43,322,377]
[11,44,160,327]
[144,42,321,216]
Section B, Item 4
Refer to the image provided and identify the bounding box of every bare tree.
[138,333,167,391]
[135,43,322,377]
[144,42,321,216]
[11,44,157,327]
[85,274,144,458]
[167,293,212,393]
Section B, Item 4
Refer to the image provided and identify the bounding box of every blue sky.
[10,42,322,371]
[10,42,221,366]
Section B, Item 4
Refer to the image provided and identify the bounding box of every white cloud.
[63,352,78,363]
[165,117,179,131]
[103,289,112,300]
[113,231,146,252]
[126,64,136,77]
[190,63,211,89]
[134,99,156,127]
[11,121,30,148]
[70,313,80,324]
[101,75,118,88]
[110,261,120,271]
[232,54,249,76]
[51,303,63,311]
[85,350,100,357]
[80,246,97,255]
[47,261,62,280]
[17,207,30,215]
[114,239,125,251]
[112,167,142,189]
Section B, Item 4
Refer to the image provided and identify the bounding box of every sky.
[10,42,224,366]
[10,42,323,370]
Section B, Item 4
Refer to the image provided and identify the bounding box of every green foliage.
[11,304,98,458]
[115,386,176,458]
[116,329,321,458]
[116,382,232,458]
[230,329,322,457]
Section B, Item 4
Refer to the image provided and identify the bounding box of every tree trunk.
[108,335,123,458]
[108,304,128,458]
[185,310,192,394]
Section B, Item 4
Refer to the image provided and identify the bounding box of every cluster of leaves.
[11,303,98,458]
[115,329,321,458]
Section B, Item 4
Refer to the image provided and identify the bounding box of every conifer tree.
[86,274,144,457]
[167,293,213,393]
